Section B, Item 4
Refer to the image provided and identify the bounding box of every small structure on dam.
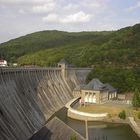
[58,59,69,68]
[0,59,8,67]
[73,78,117,104]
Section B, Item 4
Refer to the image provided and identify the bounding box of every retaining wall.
[66,98,108,121]
[129,117,140,138]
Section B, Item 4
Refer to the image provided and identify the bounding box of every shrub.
[138,112,140,119]
[118,110,126,119]
[108,113,112,118]
[132,89,140,110]
[70,135,77,140]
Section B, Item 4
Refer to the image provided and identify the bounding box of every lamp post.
[85,118,89,140]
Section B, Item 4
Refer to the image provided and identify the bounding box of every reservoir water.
[55,107,140,140]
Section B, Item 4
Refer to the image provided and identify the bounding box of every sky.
[0,0,140,43]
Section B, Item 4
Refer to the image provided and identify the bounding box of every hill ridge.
[0,23,140,92]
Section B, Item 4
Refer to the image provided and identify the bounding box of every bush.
[132,89,140,110]
[70,135,77,140]
[118,110,126,119]
[108,113,112,118]
[138,112,140,119]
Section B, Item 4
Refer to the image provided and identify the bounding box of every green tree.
[118,110,126,119]
[138,112,140,119]
[132,89,140,110]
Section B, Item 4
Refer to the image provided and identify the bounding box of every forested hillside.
[0,30,112,63]
[0,23,140,92]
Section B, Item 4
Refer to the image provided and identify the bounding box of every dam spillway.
[0,67,91,140]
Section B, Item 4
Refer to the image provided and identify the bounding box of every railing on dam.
[0,66,93,73]
[66,98,108,121]
[0,67,61,70]
[0,67,62,73]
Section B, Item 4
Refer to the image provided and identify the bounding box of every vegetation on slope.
[86,66,140,93]
[0,23,140,92]
[0,30,111,63]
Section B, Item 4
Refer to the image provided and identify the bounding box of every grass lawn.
[77,104,140,119]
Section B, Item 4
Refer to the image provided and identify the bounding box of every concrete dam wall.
[0,67,91,140]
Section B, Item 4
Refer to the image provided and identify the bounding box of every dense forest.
[0,23,140,92]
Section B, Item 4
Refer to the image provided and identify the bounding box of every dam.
[0,60,140,140]
[0,61,92,140]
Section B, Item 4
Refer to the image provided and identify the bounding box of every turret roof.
[58,59,68,65]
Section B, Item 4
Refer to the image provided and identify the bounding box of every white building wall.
[0,60,7,67]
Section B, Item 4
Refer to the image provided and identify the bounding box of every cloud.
[19,9,26,14]
[127,1,140,11]
[0,0,140,43]
[0,0,54,5]
[81,0,108,9]
[63,3,79,11]
[32,2,56,13]
[0,0,24,4]
[42,13,58,22]
[42,11,92,24]
[61,11,92,23]
[83,1,101,8]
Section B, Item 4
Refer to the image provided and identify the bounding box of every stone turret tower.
[58,59,68,79]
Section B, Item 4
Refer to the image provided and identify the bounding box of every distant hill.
[0,30,112,64]
[0,23,140,92]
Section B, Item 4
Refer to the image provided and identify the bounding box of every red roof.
[0,60,4,62]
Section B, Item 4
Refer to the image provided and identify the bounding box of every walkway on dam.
[65,97,79,108]
[65,98,108,121]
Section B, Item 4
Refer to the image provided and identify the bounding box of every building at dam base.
[73,78,117,104]
[0,59,7,67]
